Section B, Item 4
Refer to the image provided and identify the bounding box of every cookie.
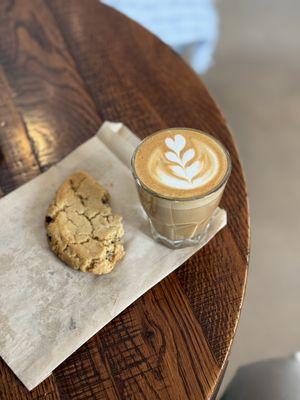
[45,171,125,275]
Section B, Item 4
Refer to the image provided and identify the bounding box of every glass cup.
[131,129,232,248]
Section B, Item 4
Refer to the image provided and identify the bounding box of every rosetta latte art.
[134,128,228,198]
[155,134,219,190]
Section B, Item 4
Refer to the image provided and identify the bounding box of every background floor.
[203,0,300,396]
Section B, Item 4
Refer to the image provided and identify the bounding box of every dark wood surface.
[0,1,250,399]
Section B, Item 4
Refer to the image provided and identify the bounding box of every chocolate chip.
[47,234,52,242]
[102,196,109,204]
[45,216,53,224]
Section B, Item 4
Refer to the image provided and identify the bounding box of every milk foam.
[152,134,219,190]
[134,129,229,198]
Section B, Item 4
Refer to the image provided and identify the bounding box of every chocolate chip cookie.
[45,171,125,275]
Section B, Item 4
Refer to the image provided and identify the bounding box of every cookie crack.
[71,208,114,243]
[45,204,71,224]
[90,211,102,221]
[69,177,87,207]
[62,243,81,263]
[69,176,86,192]
[69,237,91,245]
[71,208,95,236]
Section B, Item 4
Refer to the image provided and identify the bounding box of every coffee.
[132,128,231,248]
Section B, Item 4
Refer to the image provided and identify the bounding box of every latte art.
[133,128,229,199]
[153,134,219,190]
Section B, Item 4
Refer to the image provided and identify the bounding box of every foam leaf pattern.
[182,149,195,165]
[174,134,186,153]
[158,132,223,189]
[165,134,186,154]
[170,165,187,179]
[186,161,201,181]
[164,133,202,184]
[165,151,181,164]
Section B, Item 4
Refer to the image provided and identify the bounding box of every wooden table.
[0,1,250,399]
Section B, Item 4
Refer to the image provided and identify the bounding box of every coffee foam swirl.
[152,134,219,190]
[134,129,229,198]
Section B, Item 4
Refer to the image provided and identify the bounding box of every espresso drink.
[132,128,231,247]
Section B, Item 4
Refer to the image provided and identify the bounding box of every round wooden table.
[0,1,249,399]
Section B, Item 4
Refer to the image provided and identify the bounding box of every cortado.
[131,128,231,248]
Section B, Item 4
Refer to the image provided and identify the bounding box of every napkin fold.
[0,122,226,390]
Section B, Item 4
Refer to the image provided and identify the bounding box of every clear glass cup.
[131,129,232,248]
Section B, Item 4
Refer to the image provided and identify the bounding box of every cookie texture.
[45,171,125,275]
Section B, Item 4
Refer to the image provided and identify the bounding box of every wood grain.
[54,278,220,400]
[0,0,101,180]
[0,66,40,193]
[0,1,250,399]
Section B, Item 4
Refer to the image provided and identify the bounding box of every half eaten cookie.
[45,171,125,275]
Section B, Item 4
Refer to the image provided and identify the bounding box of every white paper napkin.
[0,122,226,390]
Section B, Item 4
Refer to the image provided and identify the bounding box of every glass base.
[149,219,211,249]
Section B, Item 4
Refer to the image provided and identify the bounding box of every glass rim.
[131,127,232,202]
